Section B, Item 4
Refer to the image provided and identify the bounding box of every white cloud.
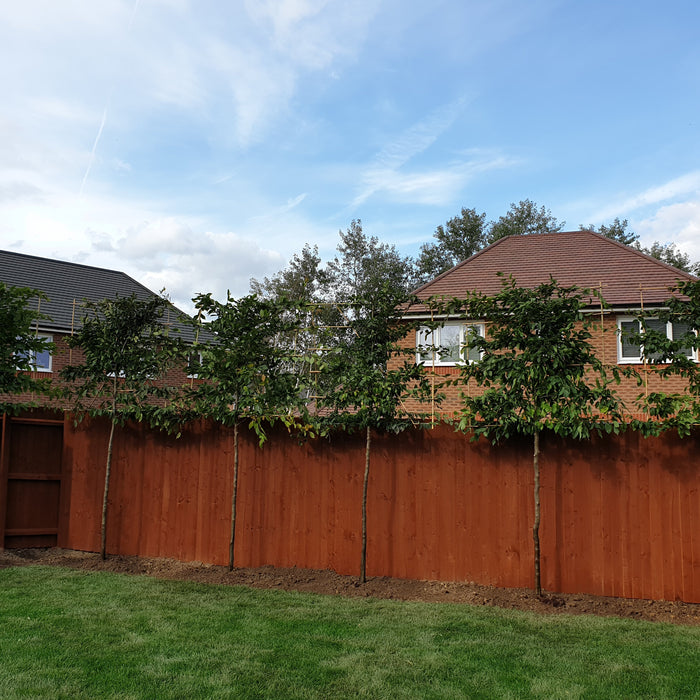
[0,1,383,310]
[246,0,380,68]
[249,193,308,223]
[574,170,700,265]
[0,0,377,156]
[636,200,700,265]
[0,175,329,311]
[350,99,468,208]
[204,38,297,147]
[115,227,285,311]
[1,207,286,313]
[352,112,518,208]
[589,171,700,223]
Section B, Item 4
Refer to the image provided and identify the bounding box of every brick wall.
[0,332,198,409]
[396,313,693,419]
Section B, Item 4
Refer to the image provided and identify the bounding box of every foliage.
[415,199,566,277]
[326,219,416,301]
[252,220,415,305]
[249,221,417,386]
[487,199,564,243]
[318,284,434,433]
[188,292,306,569]
[639,241,694,273]
[61,294,184,427]
[452,276,626,440]
[0,283,54,411]
[318,283,436,582]
[581,218,697,272]
[415,207,487,284]
[188,292,305,436]
[250,245,343,400]
[580,217,639,246]
[250,243,328,303]
[627,279,700,436]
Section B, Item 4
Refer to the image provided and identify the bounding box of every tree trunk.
[533,429,542,597]
[101,419,117,561]
[360,425,371,583]
[229,421,239,571]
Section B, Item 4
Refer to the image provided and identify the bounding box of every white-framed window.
[617,317,695,363]
[16,333,53,372]
[187,351,203,378]
[416,322,484,366]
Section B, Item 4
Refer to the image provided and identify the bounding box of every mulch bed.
[1,548,698,626]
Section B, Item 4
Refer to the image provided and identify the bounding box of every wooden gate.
[0,415,64,548]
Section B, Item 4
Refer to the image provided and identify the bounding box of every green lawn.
[0,566,699,699]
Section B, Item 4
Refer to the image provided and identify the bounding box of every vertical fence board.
[52,417,700,603]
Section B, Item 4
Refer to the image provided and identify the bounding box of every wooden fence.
[2,413,699,603]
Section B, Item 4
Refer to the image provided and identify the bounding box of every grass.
[0,567,699,699]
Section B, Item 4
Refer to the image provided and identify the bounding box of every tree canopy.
[487,199,565,243]
[0,283,54,411]
[415,207,487,284]
[188,292,303,432]
[318,283,435,582]
[581,218,696,273]
[580,217,639,246]
[250,244,327,304]
[251,202,697,307]
[61,294,183,424]
[250,220,414,303]
[626,279,700,435]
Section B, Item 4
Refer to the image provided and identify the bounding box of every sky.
[1,0,699,312]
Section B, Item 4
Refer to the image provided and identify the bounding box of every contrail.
[129,0,142,29]
[80,0,141,197]
[79,104,108,197]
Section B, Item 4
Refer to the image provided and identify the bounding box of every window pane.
[672,322,694,358]
[34,347,52,371]
[416,327,436,363]
[15,334,52,371]
[644,319,666,361]
[440,325,461,363]
[187,351,203,377]
[620,320,641,359]
[645,318,666,334]
[465,325,482,364]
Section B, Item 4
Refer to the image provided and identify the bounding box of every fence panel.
[54,417,700,603]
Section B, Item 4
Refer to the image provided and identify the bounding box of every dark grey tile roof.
[0,250,198,342]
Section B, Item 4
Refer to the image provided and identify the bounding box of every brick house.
[400,230,697,417]
[0,250,199,405]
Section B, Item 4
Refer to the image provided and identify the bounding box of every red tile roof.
[411,230,696,309]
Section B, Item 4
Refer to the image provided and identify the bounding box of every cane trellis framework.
[415,282,697,420]
[54,285,697,421]
[285,301,354,409]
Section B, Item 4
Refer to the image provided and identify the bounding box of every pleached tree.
[61,294,184,559]
[187,293,304,570]
[445,275,626,596]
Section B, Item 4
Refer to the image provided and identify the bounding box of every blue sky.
[1,0,699,311]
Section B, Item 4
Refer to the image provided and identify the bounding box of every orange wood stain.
[44,418,700,603]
